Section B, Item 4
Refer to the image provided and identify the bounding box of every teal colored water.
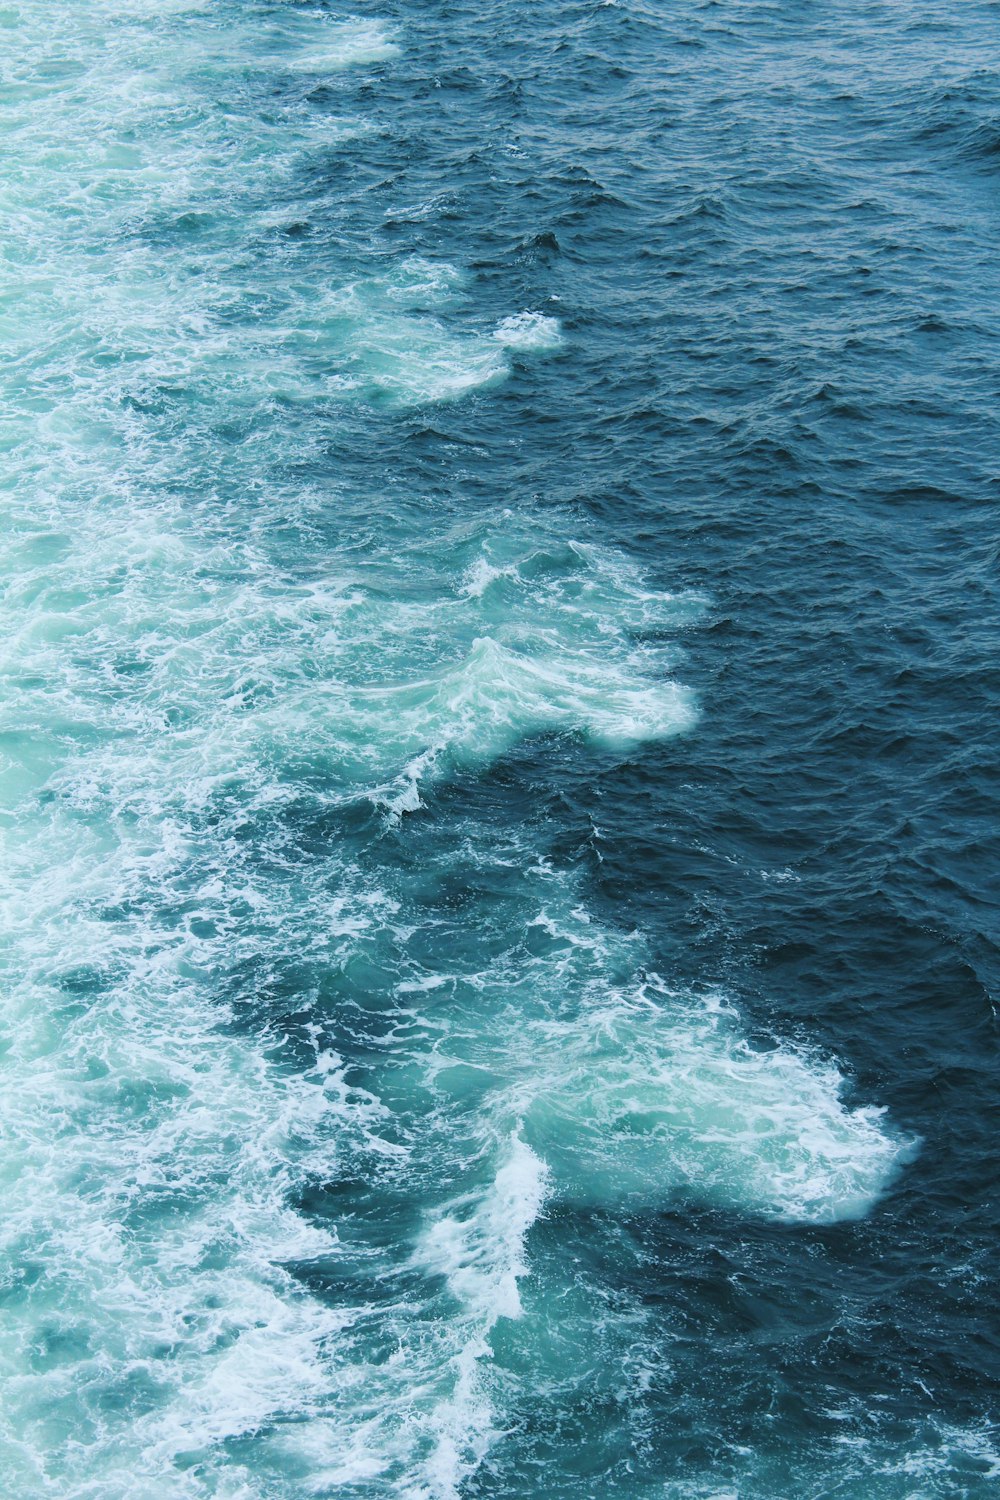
[1,3,998,1497]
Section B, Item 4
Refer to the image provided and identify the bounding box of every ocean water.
[1,1,998,1496]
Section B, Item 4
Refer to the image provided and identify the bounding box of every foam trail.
[368,634,697,814]
[287,21,401,72]
[494,312,563,351]
[401,874,915,1227]
[0,2,926,1497]
[517,988,914,1223]
[413,1137,549,1499]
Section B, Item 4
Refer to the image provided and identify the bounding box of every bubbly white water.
[389,862,916,1227]
[493,312,563,351]
[0,2,919,1496]
[520,988,909,1222]
[411,1138,550,1499]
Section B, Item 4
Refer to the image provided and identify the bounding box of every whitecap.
[516,987,916,1224]
[411,1136,549,1499]
[288,23,401,73]
[493,311,563,352]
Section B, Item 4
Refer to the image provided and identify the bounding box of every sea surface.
[1,2,998,1496]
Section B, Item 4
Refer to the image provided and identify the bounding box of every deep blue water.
[2,2,999,1496]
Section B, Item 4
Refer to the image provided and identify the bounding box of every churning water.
[1,2,998,1496]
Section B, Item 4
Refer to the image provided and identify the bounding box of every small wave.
[297,265,562,407]
[516,987,915,1224]
[366,635,696,808]
[493,312,563,352]
[412,1137,549,1499]
[288,22,401,73]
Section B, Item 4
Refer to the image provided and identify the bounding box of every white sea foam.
[0,856,376,1493]
[0,462,702,1494]
[310,272,560,406]
[518,987,915,1223]
[363,634,697,808]
[0,4,534,1488]
[412,1137,549,1499]
[358,317,510,403]
[403,875,914,1229]
[416,1134,548,1322]
[0,1,921,1495]
[271,268,562,406]
[493,311,563,351]
[287,21,401,72]
[460,557,514,598]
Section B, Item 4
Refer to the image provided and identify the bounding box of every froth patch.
[357,319,509,404]
[305,270,563,407]
[415,1134,548,1322]
[493,311,562,352]
[368,636,696,796]
[412,1137,549,1497]
[287,21,400,72]
[460,556,515,599]
[358,532,702,806]
[519,992,916,1224]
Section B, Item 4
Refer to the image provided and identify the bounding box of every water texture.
[1,2,998,1496]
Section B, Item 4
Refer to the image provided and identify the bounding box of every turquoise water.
[2,3,998,1496]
